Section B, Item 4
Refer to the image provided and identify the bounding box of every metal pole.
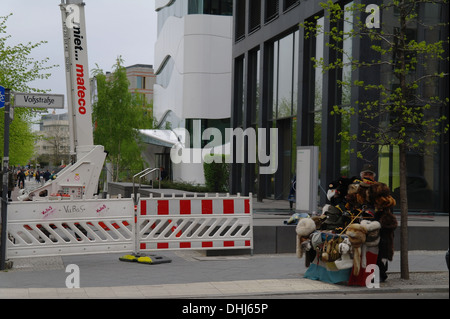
[1,88,11,270]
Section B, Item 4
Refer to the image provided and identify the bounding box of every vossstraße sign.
[14,92,64,109]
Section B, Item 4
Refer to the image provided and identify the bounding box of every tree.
[92,57,155,182]
[302,0,448,279]
[1,13,57,165]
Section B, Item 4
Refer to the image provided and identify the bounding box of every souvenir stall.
[296,177,397,286]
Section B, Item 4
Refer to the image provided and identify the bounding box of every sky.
[1,0,158,115]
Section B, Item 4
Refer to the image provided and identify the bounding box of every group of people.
[0,167,56,201]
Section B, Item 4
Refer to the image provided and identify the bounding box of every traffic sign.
[13,92,64,109]
[0,86,5,108]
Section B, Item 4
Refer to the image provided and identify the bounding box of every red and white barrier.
[5,193,253,258]
[136,193,253,253]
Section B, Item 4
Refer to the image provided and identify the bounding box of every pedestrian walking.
[17,169,26,189]
[43,169,51,182]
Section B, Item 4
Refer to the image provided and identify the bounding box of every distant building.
[126,64,156,105]
[34,112,71,167]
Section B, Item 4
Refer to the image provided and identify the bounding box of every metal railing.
[132,168,161,201]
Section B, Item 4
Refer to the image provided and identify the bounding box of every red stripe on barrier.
[245,240,251,246]
[202,242,213,248]
[202,200,213,214]
[141,200,147,216]
[140,243,147,250]
[158,200,169,215]
[223,200,234,214]
[224,241,235,247]
[180,200,191,215]
[99,222,110,231]
[245,199,250,214]
[157,243,169,249]
[180,242,191,248]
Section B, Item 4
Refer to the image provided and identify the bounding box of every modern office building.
[149,0,233,184]
[230,0,448,213]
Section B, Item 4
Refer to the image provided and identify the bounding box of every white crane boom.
[19,0,106,201]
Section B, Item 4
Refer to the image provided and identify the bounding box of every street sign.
[0,86,5,108]
[13,92,64,109]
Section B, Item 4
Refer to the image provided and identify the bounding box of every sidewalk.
[0,250,448,299]
[3,185,448,299]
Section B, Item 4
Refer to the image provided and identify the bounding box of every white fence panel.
[7,197,135,258]
[137,194,253,252]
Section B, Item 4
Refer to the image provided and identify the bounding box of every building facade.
[126,64,156,105]
[230,0,449,212]
[151,0,233,184]
[34,112,71,167]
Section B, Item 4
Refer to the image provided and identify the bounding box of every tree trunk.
[399,143,409,279]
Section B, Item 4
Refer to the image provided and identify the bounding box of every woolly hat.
[296,218,316,237]
[361,220,381,246]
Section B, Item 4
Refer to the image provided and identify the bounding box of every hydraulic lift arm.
[19,0,106,201]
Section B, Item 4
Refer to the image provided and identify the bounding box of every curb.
[188,285,449,299]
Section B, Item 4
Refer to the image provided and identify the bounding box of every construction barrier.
[6,193,253,259]
[6,196,135,258]
[136,193,253,252]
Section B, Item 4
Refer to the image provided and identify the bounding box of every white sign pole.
[296,146,319,214]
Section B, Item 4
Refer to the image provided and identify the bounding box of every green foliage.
[1,14,58,165]
[203,154,230,192]
[92,57,156,181]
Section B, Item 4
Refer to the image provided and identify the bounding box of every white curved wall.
[154,14,232,124]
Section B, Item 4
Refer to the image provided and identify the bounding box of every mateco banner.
[60,2,94,148]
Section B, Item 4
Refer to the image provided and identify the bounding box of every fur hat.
[368,182,396,210]
[296,218,316,237]
[345,223,367,247]
[345,224,368,276]
[361,220,381,246]
[296,218,316,259]
[334,238,354,270]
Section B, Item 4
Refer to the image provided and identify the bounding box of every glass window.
[249,49,260,125]
[284,0,299,11]
[249,0,262,32]
[204,0,233,15]
[136,76,146,89]
[265,0,279,22]
[156,57,175,89]
[235,0,246,40]
[234,56,246,127]
[188,0,204,14]
[189,0,232,15]
[277,33,294,118]
[270,30,299,120]
[314,16,324,146]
